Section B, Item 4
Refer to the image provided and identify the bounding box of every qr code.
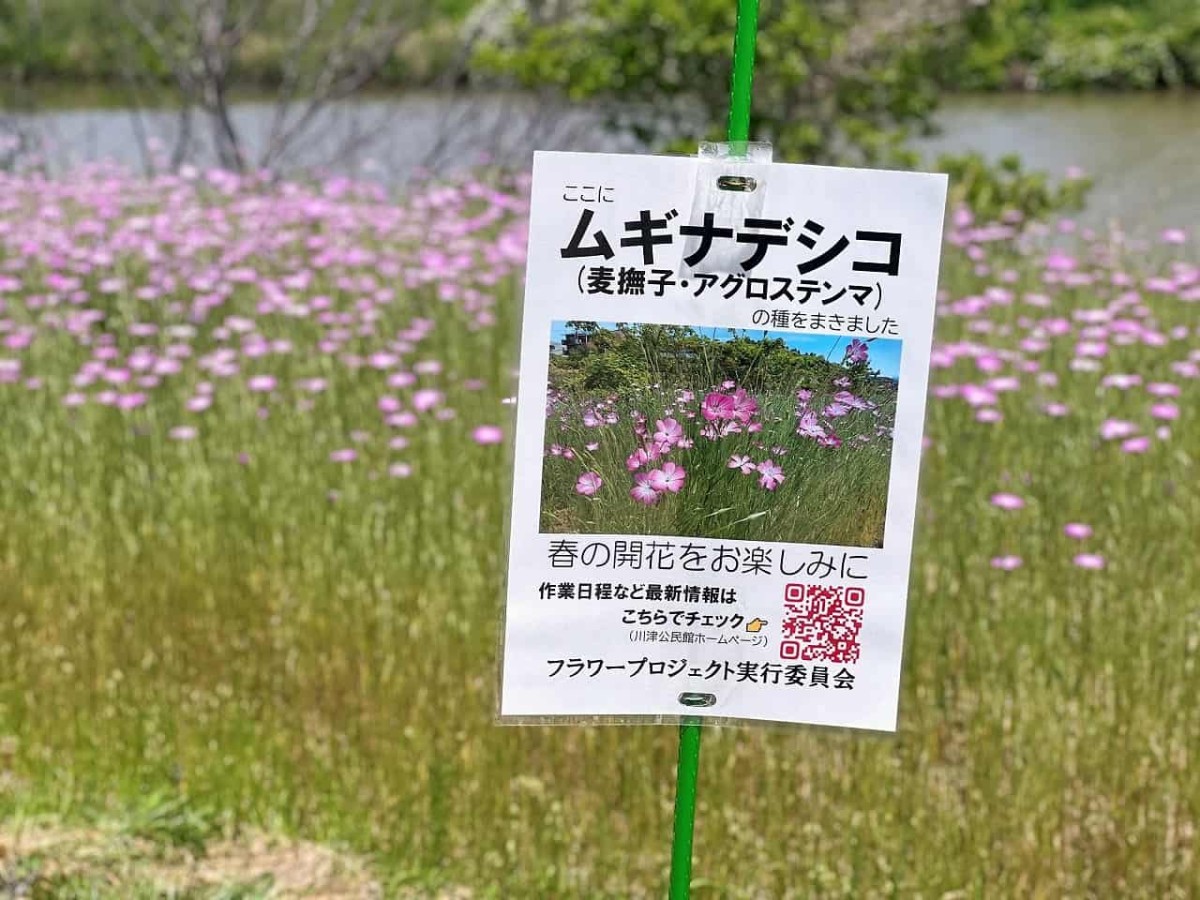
[780,584,864,663]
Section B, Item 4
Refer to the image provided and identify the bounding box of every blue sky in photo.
[550,320,902,380]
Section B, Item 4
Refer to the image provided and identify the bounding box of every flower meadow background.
[0,162,1196,897]
[540,325,899,546]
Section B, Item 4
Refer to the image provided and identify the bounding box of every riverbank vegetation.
[943,0,1200,90]
[2,0,1196,95]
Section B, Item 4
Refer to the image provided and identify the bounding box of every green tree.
[474,0,973,166]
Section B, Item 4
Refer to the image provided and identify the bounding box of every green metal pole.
[726,0,761,145]
[669,4,761,897]
[668,716,703,899]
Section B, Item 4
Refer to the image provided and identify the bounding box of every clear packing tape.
[680,141,774,277]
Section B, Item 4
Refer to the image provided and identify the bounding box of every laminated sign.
[500,150,947,730]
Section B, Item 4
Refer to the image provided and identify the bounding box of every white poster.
[500,151,947,730]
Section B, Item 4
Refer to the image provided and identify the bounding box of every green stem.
[669,716,703,899]
[670,4,761,897]
[727,0,760,145]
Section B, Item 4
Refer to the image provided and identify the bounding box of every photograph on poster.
[539,320,903,547]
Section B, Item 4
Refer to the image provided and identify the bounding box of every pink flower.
[728,454,756,474]
[575,472,603,496]
[730,389,758,423]
[169,426,198,441]
[626,447,649,471]
[472,425,504,445]
[248,375,276,392]
[1074,341,1108,358]
[412,389,443,412]
[990,493,1025,511]
[961,385,997,407]
[816,433,842,450]
[1160,228,1188,245]
[1099,419,1137,441]
[1047,249,1077,271]
[1101,373,1141,390]
[823,401,850,418]
[652,417,683,448]
[990,555,1023,571]
[832,390,872,411]
[796,409,827,440]
[701,392,735,421]
[329,448,357,463]
[844,338,869,364]
[1042,402,1070,417]
[1121,436,1150,454]
[1150,402,1179,421]
[756,459,785,491]
[585,442,600,451]
[388,463,412,478]
[1147,382,1180,397]
[1073,553,1106,570]
[1063,522,1092,539]
[630,473,659,505]
[648,462,686,494]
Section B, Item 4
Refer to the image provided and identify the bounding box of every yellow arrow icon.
[745,618,767,633]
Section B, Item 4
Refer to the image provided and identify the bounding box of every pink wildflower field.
[539,324,899,546]
[0,160,1196,895]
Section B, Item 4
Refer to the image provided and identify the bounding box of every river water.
[7,91,1198,233]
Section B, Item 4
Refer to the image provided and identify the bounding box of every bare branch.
[258,0,418,170]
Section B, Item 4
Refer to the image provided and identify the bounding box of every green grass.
[539,381,894,547]
[0,183,1197,898]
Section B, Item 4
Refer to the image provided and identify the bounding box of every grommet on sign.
[716,175,758,192]
[678,692,717,708]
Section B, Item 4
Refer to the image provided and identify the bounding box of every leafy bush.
[1036,7,1188,89]
[936,152,1092,224]
[939,0,1200,90]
